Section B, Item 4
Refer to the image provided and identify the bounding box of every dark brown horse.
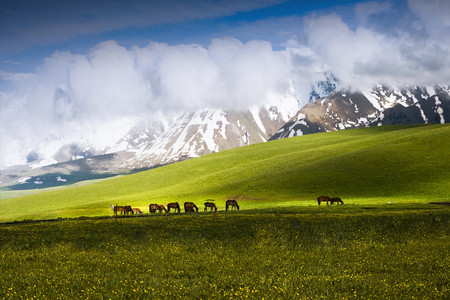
[317,196,331,205]
[225,199,239,211]
[330,197,344,205]
[157,205,167,213]
[167,202,181,213]
[204,202,217,212]
[184,202,198,213]
[112,204,134,216]
[149,204,158,213]
[149,204,167,213]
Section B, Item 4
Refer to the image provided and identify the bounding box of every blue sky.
[1,0,449,168]
[1,0,379,72]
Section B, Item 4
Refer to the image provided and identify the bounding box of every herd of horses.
[111,197,342,216]
[111,199,239,216]
[317,196,344,205]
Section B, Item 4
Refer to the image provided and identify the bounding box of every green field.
[1,205,448,299]
[0,124,449,298]
[1,124,449,222]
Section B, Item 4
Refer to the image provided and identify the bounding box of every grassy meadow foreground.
[1,205,448,299]
[0,124,449,298]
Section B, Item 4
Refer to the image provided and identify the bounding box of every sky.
[1,0,450,168]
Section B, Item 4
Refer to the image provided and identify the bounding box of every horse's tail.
[162,205,167,212]
[236,202,240,210]
[194,204,198,212]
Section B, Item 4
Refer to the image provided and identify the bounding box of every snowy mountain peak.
[271,85,450,140]
[308,71,340,102]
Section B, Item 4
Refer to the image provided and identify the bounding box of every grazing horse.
[149,204,157,213]
[317,196,331,205]
[112,205,133,216]
[330,197,344,205]
[204,202,217,212]
[167,202,181,213]
[149,204,167,213]
[157,205,167,213]
[184,202,199,213]
[225,199,239,211]
[132,208,144,214]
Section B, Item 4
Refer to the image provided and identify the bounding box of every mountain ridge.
[2,82,449,189]
[270,85,450,140]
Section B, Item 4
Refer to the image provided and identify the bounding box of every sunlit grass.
[0,124,448,298]
[0,204,448,299]
[0,124,449,223]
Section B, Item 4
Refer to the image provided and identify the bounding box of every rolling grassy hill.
[1,124,449,222]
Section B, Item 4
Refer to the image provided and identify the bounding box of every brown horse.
[167,202,181,213]
[330,197,344,205]
[317,196,331,205]
[112,205,134,216]
[149,204,158,213]
[149,204,167,213]
[184,202,199,213]
[157,205,167,213]
[132,208,144,214]
[225,199,239,211]
[204,202,217,212]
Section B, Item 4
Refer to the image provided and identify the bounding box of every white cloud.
[1,0,450,168]
[302,6,450,88]
[0,38,297,167]
[408,0,450,29]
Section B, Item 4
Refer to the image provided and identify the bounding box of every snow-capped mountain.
[308,71,340,102]
[0,97,297,187]
[111,96,298,170]
[371,92,450,126]
[270,85,450,140]
[3,78,449,190]
[3,93,298,175]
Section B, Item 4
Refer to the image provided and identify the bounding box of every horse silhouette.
[225,199,239,211]
[167,202,181,213]
[184,202,198,213]
[317,196,331,205]
[330,197,344,205]
[112,204,134,216]
[149,204,167,213]
[204,202,217,212]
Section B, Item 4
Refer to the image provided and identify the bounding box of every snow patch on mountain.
[271,85,450,140]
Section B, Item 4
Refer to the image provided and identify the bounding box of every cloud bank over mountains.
[1,0,450,168]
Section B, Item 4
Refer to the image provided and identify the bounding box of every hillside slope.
[1,124,449,222]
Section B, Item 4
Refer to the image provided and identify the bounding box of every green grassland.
[0,206,448,299]
[0,124,449,298]
[0,124,449,222]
